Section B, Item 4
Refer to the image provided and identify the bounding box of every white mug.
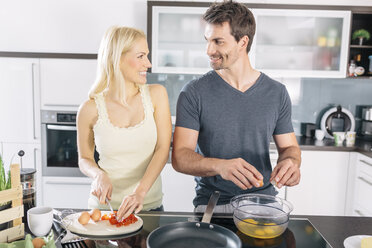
[333,132,346,146]
[27,206,53,237]
[346,131,356,146]
[315,129,325,141]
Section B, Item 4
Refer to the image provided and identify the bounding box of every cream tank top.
[88,84,163,210]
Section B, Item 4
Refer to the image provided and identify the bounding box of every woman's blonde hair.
[89,26,146,105]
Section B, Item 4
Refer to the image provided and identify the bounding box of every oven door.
[42,123,85,177]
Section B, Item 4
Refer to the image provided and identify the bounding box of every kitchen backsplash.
[147,73,372,135]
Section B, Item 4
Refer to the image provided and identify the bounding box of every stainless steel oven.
[41,110,85,177]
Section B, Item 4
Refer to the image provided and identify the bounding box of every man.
[172,0,301,213]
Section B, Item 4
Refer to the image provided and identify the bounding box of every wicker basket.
[0,164,24,242]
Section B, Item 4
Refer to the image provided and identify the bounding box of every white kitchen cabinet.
[40,59,97,111]
[42,176,92,209]
[0,57,42,206]
[286,150,350,215]
[161,163,196,212]
[150,5,351,78]
[0,58,41,143]
[350,153,372,217]
[250,8,351,78]
[151,6,210,74]
[0,1,147,54]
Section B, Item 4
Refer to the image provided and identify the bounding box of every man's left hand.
[269,158,300,188]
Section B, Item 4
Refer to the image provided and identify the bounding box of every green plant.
[352,29,371,41]
[0,154,11,192]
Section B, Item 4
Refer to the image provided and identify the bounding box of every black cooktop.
[61,213,330,248]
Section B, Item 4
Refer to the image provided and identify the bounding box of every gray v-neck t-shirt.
[175,70,294,206]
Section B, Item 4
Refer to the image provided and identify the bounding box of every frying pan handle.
[201,191,220,223]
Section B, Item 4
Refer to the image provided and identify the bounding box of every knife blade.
[106,197,119,221]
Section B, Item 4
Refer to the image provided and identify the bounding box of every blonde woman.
[77,26,172,220]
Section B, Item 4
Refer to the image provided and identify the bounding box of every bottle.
[354,54,365,76]
[348,60,356,77]
[355,54,362,64]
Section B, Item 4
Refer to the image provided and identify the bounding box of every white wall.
[164,0,372,6]
[0,0,147,53]
[1,0,371,54]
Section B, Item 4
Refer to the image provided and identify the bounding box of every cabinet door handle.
[357,176,372,186]
[360,160,372,167]
[44,104,80,108]
[47,125,76,131]
[34,148,37,170]
[31,63,36,140]
[355,209,365,216]
[45,181,91,185]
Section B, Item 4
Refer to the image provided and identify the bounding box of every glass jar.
[21,168,36,224]
[348,60,356,77]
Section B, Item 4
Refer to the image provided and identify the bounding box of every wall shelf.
[349,13,372,76]
[350,45,372,49]
[347,75,372,79]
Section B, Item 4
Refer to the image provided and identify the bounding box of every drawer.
[354,171,372,214]
[353,203,372,217]
[358,157,372,177]
[42,177,92,209]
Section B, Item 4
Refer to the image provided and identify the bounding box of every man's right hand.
[92,170,113,204]
[217,158,263,190]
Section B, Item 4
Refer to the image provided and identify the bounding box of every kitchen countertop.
[295,214,372,248]
[269,136,372,158]
[167,136,372,163]
[42,210,372,248]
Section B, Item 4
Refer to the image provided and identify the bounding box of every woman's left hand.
[116,192,145,221]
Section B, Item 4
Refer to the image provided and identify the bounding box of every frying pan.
[147,191,242,248]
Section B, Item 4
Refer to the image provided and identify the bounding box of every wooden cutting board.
[62,211,143,237]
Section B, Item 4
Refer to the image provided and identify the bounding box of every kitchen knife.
[106,197,119,221]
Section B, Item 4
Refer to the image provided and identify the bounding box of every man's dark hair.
[203,0,256,53]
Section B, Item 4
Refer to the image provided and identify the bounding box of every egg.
[90,208,101,222]
[32,237,46,248]
[78,211,91,225]
[258,180,264,187]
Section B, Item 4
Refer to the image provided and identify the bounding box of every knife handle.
[52,220,66,244]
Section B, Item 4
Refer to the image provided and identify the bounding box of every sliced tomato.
[104,213,138,227]
[101,214,110,220]
[109,218,119,225]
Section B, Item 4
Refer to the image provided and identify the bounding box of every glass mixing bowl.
[230,193,293,239]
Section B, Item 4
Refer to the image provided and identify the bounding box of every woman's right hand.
[91,170,113,204]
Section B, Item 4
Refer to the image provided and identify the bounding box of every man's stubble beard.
[210,56,226,70]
